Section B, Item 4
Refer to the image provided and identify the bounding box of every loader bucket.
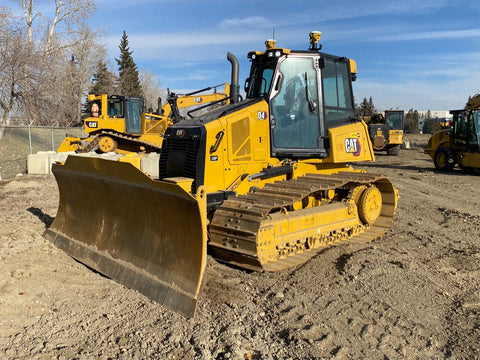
[44,156,207,318]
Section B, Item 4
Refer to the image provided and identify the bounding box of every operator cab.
[385,110,404,131]
[107,95,143,134]
[245,32,356,158]
[450,109,480,151]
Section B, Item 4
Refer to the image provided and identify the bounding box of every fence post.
[51,125,55,151]
[28,124,33,154]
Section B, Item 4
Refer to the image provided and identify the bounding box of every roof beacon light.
[309,31,322,51]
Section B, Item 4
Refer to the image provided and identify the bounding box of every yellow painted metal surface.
[118,153,144,168]
[389,130,404,145]
[56,137,82,152]
[44,156,207,318]
[459,153,480,168]
[326,120,375,163]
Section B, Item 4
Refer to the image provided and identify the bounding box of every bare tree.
[60,26,105,126]
[0,8,38,138]
[15,0,99,126]
[140,69,167,113]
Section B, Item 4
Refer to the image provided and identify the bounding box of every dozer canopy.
[44,156,207,317]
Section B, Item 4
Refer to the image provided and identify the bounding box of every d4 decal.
[257,111,267,120]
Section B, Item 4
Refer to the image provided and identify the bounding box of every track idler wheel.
[357,186,382,225]
[98,136,117,153]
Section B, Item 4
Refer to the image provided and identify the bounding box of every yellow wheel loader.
[425,109,480,171]
[57,84,230,154]
[44,32,398,317]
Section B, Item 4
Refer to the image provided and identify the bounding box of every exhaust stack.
[227,52,239,104]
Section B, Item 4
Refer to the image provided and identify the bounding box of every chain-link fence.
[0,126,85,180]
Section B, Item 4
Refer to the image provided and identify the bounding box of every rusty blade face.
[44,156,207,318]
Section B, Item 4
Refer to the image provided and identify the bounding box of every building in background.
[418,110,452,133]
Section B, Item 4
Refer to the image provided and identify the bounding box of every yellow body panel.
[389,130,404,145]
[202,100,375,195]
[57,137,82,152]
[84,116,126,134]
[326,121,375,163]
[459,153,480,168]
[425,129,450,158]
[118,153,144,168]
[202,100,272,193]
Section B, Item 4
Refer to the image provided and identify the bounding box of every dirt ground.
[0,135,479,360]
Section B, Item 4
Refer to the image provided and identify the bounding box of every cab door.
[125,98,142,134]
[269,55,322,157]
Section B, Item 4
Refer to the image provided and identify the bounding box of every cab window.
[247,64,275,98]
[107,99,123,117]
[322,58,354,126]
[270,57,320,149]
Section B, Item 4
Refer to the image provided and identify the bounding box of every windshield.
[385,112,404,130]
[270,56,320,150]
[107,99,123,117]
[246,61,276,98]
[468,110,480,148]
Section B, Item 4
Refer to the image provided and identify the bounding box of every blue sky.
[89,0,479,112]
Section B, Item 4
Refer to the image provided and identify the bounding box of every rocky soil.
[0,136,479,359]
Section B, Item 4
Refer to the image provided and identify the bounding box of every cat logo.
[345,138,361,156]
[86,121,98,128]
[176,129,185,138]
[194,97,203,103]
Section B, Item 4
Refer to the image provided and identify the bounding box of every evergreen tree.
[83,60,117,119]
[63,55,82,126]
[368,97,376,115]
[90,60,116,95]
[422,110,434,134]
[116,31,143,97]
[404,109,420,134]
[358,96,376,116]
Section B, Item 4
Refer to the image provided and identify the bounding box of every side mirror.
[244,78,250,93]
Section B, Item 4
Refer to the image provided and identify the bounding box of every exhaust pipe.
[227,52,239,104]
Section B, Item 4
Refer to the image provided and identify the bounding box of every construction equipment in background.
[363,110,404,156]
[425,108,480,171]
[44,32,398,318]
[431,119,451,134]
[466,93,480,110]
[57,83,230,154]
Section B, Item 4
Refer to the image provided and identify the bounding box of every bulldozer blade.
[44,156,207,318]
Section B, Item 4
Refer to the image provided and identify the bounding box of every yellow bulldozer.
[57,84,230,154]
[363,110,404,156]
[44,32,398,317]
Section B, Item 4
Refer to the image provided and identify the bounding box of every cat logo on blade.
[345,138,361,156]
[176,129,185,138]
[258,111,267,120]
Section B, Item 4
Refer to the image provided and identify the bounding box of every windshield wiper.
[304,72,317,114]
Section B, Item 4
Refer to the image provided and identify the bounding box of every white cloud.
[218,16,273,29]
[375,29,479,42]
